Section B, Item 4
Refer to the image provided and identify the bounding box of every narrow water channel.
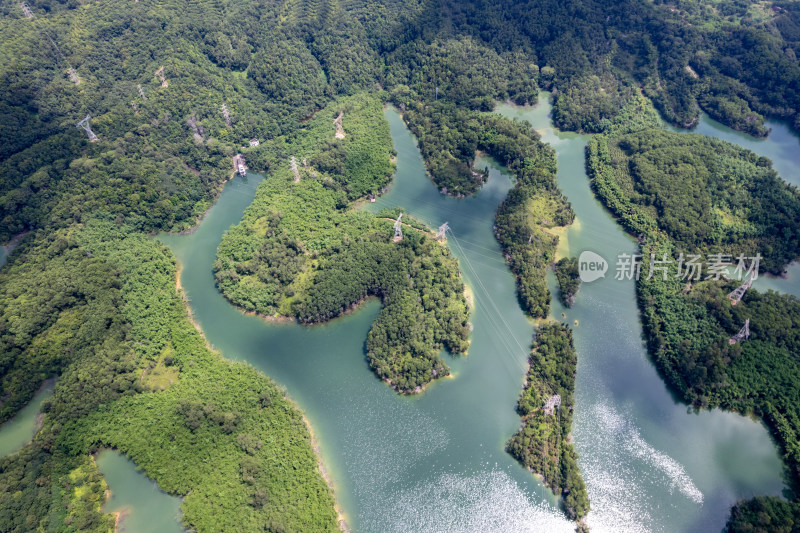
[152,101,788,532]
[497,97,786,532]
[0,379,53,458]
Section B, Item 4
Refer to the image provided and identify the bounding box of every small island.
[555,257,581,308]
[507,323,589,527]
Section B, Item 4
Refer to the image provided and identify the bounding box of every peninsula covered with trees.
[214,94,470,393]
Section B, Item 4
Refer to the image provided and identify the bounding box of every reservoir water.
[154,101,788,532]
[497,98,786,531]
[95,449,183,533]
[0,379,53,458]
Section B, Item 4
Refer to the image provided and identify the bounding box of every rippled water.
[150,101,788,532]
[0,92,793,532]
[497,98,786,532]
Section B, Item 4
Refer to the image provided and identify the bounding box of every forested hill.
[2,0,800,236]
[587,126,800,533]
[2,0,800,531]
[214,94,471,393]
[388,0,800,136]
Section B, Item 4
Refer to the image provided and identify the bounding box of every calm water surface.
[0,95,793,532]
[151,102,789,532]
[96,449,183,533]
[0,379,53,458]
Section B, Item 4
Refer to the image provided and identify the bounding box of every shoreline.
[111,507,129,533]
[165,169,265,238]
[1,230,31,266]
[93,453,129,533]
[176,263,208,338]
[2,229,30,250]
[300,411,350,532]
[173,260,350,531]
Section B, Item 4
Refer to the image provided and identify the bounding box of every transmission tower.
[41,31,80,86]
[186,115,204,143]
[155,66,167,87]
[221,103,231,127]
[727,271,754,306]
[137,84,147,101]
[21,2,33,18]
[393,213,403,242]
[437,221,449,241]
[76,115,98,142]
[543,394,561,415]
[290,156,300,182]
[728,319,750,345]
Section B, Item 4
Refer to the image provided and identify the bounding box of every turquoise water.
[495,99,785,532]
[161,166,574,531]
[0,379,54,458]
[155,102,788,532]
[96,449,183,533]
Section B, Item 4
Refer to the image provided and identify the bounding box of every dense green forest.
[491,120,574,319]
[726,495,800,532]
[376,0,800,138]
[389,81,576,317]
[0,221,339,531]
[3,0,800,529]
[588,129,800,531]
[507,323,589,524]
[603,129,800,272]
[215,94,470,393]
[555,257,581,308]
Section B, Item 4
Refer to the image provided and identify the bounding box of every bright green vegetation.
[507,323,589,523]
[394,95,575,320]
[0,0,407,527]
[4,0,800,528]
[215,94,470,393]
[490,121,574,319]
[588,129,800,531]
[0,221,338,532]
[603,129,800,272]
[726,495,800,533]
[64,459,115,531]
[554,257,580,308]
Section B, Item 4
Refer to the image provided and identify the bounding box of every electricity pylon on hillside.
[76,115,98,142]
